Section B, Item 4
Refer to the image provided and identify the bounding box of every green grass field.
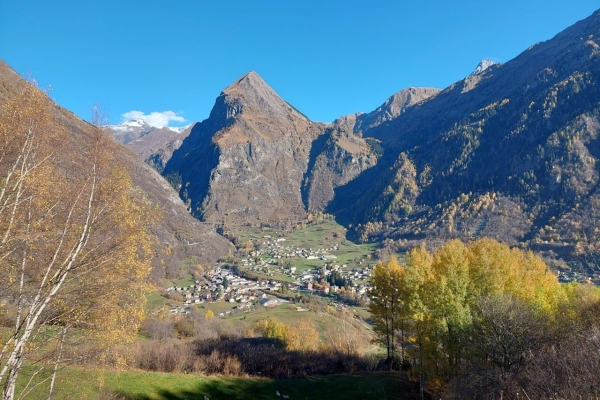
[238,220,382,282]
[111,370,420,400]
[19,366,421,400]
[236,220,358,251]
[223,303,329,328]
[145,292,170,310]
[173,275,195,288]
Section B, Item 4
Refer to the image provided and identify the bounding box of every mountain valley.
[4,6,600,400]
[104,9,600,278]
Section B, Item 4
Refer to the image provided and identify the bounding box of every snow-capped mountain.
[167,125,191,134]
[469,59,497,76]
[105,120,194,172]
[109,118,149,132]
[107,119,189,145]
[107,119,156,145]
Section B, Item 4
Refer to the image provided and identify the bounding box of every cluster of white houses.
[243,237,374,293]
[165,267,287,315]
[557,268,600,284]
[247,236,340,263]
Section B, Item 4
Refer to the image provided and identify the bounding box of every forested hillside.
[329,10,600,274]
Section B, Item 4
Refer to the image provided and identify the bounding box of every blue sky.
[1,1,599,127]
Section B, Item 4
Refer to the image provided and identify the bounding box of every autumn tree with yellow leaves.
[369,255,407,369]
[255,318,288,343]
[369,239,569,396]
[0,82,154,399]
[286,319,320,354]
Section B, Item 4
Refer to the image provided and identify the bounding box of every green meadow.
[18,366,421,400]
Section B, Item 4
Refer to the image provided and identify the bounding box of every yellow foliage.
[371,238,565,378]
[286,319,319,353]
[0,80,155,394]
[369,256,407,362]
[256,318,321,353]
[325,305,337,315]
[255,319,288,342]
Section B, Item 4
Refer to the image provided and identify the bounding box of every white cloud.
[121,110,186,128]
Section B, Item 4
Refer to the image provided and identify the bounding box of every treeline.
[369,238,600,398]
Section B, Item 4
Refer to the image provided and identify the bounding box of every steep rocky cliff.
[161,73,440,227]
[300,87,439,214]
[301,125,379,213]
[163,72,324,227]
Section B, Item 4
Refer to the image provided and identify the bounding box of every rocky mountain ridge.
[326,9,600,274]
[107,8,600,273]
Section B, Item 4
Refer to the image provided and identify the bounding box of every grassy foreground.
[21,367,421,400]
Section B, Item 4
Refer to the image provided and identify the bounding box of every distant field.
[238,220,383,281]
[236,220,348,248]
[145,292,170,310]
[350,306,372,321]
[20,366,422,399]
[223,302,331,328]
[173,274,195,287]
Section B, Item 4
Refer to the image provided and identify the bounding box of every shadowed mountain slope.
[0,60,233,282]
[164,72,326,227]
[328,10,600,273]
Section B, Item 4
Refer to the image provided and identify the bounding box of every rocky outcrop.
[351,87,440,134]
[300,87,438,214]
[302,125,380,213]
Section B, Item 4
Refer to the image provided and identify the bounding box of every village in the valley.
[164,228,375,317]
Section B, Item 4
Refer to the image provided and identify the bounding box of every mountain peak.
[109,118,150,132]
[469,59,497,76]
[219,71,308,122]
[240,70,260,79]
[225,70,269,94]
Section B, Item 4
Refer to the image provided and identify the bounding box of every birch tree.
[0,82,153,399]
[369,256,406,369]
